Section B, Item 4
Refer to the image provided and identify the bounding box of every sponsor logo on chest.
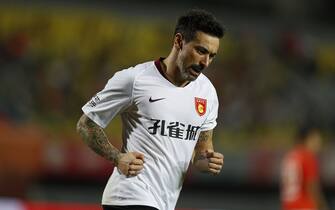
[146,96,208,140]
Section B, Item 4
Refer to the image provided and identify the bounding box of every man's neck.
[162,55,189,87]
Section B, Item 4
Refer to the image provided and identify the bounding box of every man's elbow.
[76,114,88,135]
[76,119,82,134]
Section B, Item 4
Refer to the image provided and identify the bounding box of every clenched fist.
[116,152,145,177]
[194,149,224,175]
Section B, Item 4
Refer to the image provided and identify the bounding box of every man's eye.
[197,48,206,54]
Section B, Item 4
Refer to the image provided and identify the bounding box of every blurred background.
[0,0,335,210]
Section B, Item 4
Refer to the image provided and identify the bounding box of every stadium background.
[0,0,334,209]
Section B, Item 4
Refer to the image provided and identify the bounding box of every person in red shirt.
[280,124,330,210]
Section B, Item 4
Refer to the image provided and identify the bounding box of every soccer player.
[280,124,330,210]
[77,9,225,210]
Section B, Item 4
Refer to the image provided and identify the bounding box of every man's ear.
[174,33,183,50]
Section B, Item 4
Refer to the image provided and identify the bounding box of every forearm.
[76,114,121,165]
[193,130,213,161]
[193,130,214,172]
[193,153,209,172]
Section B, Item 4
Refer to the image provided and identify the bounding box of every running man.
[77,9,225,210]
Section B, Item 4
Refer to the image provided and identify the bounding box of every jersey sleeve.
[82,67,135,128]
[200,89,219,131]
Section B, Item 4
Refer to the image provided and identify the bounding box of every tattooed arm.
[77,114,120,163]
[193,129,224,174]
[76,114,144,176]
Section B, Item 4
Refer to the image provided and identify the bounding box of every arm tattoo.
[193,130,214,162]
[198,130,213,142]
[197,154,207,160]
[76,114,120,165]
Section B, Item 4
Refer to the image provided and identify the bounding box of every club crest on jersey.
[195,97,207,116]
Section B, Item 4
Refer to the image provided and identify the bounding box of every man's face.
[307,130,323,153]
[176,31,220,82]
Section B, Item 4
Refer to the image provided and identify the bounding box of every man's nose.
[200,55,210,68]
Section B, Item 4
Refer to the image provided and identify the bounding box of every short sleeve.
[200,90,219,131]
[82,67,135,128]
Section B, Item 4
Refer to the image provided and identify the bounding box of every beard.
[176,55,205,82]
[179,64,205,81]
[179,66,196,81]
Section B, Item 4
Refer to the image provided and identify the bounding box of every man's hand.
[194,149,224,175]
[117,152,145,177]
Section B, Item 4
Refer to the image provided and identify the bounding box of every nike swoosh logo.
[149,97,165,103]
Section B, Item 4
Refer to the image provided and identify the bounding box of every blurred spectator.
[280,124,330,210]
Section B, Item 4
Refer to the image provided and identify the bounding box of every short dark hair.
[174,9,225,43]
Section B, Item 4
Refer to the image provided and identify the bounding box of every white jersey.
[82,60,219,210]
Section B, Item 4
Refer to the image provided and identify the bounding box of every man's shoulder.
[113,60,155,79]
[133,60,155,71]
[197,74,217,93]
[285,146,309,162]
[198,73,211,82]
